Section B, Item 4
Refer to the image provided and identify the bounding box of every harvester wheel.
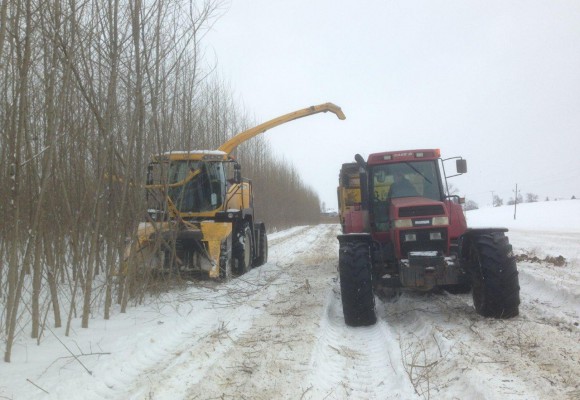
[219,236,232,281]
[339,241,376,327]
[253,225,268,267]
[468,232,520,318]
[233,222,253,275]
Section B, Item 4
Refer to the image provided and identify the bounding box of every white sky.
[205,1,580,209]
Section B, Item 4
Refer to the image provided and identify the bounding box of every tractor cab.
[369,151,468,256]
[368,157,446,233]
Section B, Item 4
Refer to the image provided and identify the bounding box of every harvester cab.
[337,149,520,327]
[124,103,345,280]
[144,152,243,222]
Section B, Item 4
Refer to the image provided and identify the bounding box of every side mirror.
[456,159,467,174]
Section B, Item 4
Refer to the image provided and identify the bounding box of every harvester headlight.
[432,216,449,226]
[404,233,417,242]
[394,219,413,228]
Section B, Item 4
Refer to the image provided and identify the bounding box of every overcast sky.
[206,1,580,209]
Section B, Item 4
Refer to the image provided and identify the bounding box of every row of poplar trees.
[0,0,322,362]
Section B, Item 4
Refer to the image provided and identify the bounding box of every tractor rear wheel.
[339,241,376,327]
[468,232,520,318]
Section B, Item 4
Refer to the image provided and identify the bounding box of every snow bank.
[466,199,580,232]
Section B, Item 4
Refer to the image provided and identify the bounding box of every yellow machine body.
[124,103,345,278]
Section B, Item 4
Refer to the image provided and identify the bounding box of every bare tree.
[4,0,33,362]
[507,193,523,206]
[525,193,539,203]
[464,200,479,211]
[0,0,324,362]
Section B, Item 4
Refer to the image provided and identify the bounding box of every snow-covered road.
[1,223,579,400]
[126,224,579,400]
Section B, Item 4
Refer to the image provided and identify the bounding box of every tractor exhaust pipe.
[354,154,369,211]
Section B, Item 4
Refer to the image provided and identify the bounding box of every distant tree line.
[0,0,321,361]
[488,192,576,208]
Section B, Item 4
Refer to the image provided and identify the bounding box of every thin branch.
[46,326,92,375]
[26,379,49,394]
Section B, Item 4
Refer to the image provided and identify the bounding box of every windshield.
[370,160,443,230]
[371,160,442,201]
[166,161,226,213]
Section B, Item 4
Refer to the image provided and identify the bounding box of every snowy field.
[0,201,579,399]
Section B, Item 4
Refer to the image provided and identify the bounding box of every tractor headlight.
[394,219,413,228]
[430,232,443,240]
[432,216,449,226]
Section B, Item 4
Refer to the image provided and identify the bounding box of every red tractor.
[337,149,520,326]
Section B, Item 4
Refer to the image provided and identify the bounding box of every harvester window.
[206,162,226,207]
[166,161,226,213]
[168,161,201,184]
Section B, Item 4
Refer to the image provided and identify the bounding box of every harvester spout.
[217,102,346,155]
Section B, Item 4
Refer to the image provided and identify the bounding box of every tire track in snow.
[117,224,336,400]
[306,286,415,399]
[100,284,273,400]
[76,224,578,400]
[181,224,341,399]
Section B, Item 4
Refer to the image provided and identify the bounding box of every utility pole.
[491,190,495,207]
[513,184,519,220]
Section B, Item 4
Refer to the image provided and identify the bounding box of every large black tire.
[339,241,377,327]
[468,232,520,318]
[233,222,253,275]
[219,236,232,281]
[253,224,268,267]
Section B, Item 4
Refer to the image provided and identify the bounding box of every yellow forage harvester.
[123,103,346,279]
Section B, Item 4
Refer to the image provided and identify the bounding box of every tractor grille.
[399,229,447,257]
[399,205,445,218]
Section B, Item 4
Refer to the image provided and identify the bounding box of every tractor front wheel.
[468,232,520,318]
[339,241,376,327]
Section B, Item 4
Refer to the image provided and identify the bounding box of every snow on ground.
[1,201,579,399]
[466,199,580,234]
